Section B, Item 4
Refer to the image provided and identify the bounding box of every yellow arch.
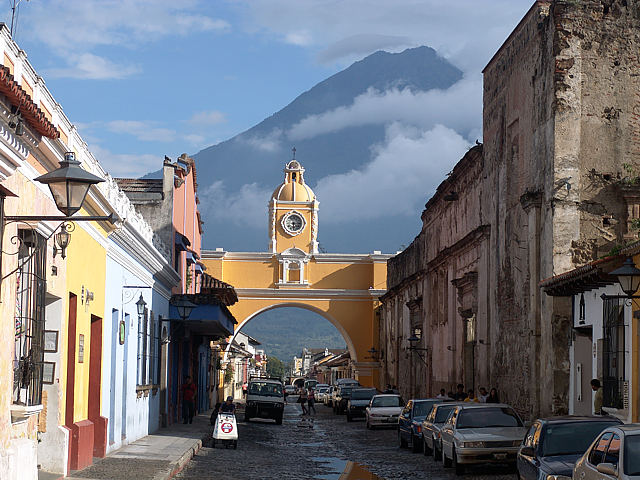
[226,302,358,363]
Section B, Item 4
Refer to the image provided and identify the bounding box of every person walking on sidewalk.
[307,388,316,415]
[181,376,197,424]
[591,379,605,415]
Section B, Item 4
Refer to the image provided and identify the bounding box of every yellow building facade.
[202,159,391,387]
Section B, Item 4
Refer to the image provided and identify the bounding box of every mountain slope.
[240,308,346,363]
[190,46,463,253]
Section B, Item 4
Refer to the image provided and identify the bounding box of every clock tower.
[269,153,319,255]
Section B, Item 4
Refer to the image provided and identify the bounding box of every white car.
[440,403,527,475]
[365,394,404,429]
[574,424,640,480]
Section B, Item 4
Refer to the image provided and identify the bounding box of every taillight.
[416,426,422,434]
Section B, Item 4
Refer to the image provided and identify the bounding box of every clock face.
[282,211,306,235]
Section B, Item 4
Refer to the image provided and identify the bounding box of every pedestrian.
[591,379,604,415]
[180,375,197,424]
[384,383,393,394]
[478,387,489,402]
[436,388,449,399]
[453,383,467,401]
[464,389,479,402]
[307,388,316,415]
[220,395,236,414]
[210,402,221,425]
[298,387,308,415]
[242,382,248,397]
[486,388,500,403]
[391,385,399,394]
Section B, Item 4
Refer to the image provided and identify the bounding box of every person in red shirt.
[181,376,197,424]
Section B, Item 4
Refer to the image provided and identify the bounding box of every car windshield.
[352,389,377,400]
[624,435,640,475]
[456,407,523,428]
[249,382,283,396]
[541,421,622,456]
[372,396,402,407]
[435,405,457,423]
[414,401,437,417]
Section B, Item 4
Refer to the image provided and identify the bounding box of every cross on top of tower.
[292,146,296,159]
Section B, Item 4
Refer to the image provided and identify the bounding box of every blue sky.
[5,0,533,179]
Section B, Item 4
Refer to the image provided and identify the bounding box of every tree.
[266,356,286,379]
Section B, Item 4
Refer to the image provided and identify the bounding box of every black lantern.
[408,333,420,344]
[579,293,586,325]
[173,297,196,320]
[135,293,146,317]
[53,223,71,259]
[34,152,105,216]
[610,257,640,297]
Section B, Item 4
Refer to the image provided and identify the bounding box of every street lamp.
[135,293,146,317]
[367,347,379,361]
[173,297,196,320]
[610,257,640,298]
[34,152,105,217]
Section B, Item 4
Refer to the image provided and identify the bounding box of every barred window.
[137,309,159,386]
[13,229,47,406]
[603,297,625,410]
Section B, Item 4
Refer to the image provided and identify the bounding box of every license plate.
[387,417,396,422]
[493,453,507,460]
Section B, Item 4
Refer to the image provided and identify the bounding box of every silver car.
[421,402,463,460]
[440,403,527,475]
[573,424,640,480]
[365,394,404,429]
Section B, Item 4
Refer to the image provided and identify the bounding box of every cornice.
[235,287,386,299]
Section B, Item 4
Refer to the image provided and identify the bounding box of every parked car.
[346,388,378,421]
[316,386,330,403]
[335,385,357,414]
[422,402,464,460]
[365,394,404,429]
[440,403,527,475]
[574,424,640,480]
[518,416,623,480]
[284,385,296,395]
[398,399,443,453]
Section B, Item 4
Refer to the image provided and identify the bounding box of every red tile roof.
[0,66,59,139]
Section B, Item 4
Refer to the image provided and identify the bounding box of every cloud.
[45,53,140,80]
[200,181,270,228]
[315,123,469,222]
[285,31,313,46]
[89,144,160,178]
[319,34,412,63]
[236,0,531,71]
[288,74,482,142]
[240,129,284,153]
[106,120,176,142]
[23,0,230,79]
[188,110,227,126]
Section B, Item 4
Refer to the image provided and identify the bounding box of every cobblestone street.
[176,400,518,480]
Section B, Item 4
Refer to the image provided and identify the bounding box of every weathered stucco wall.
[381,0,640,419]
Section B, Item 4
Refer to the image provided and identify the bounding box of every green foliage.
[631,218,640,231]
[224,364,234,384]
[266,356,286,379]
[621,163,640,185]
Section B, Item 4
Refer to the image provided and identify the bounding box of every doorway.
[573,330,593,415]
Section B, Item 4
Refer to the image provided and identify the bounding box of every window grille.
[13,229,47,406]
[603,297,625,409]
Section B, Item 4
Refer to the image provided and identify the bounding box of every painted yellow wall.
[61,219,107,424]
[274,203,313,253]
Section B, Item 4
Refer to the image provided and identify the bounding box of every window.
[603,297,625,409]
[589,432,612,467]
[13,229,47,406]
[604,434,620,466]
[137,308,157,386]
[540,422,621,457]
[456,407,523,428]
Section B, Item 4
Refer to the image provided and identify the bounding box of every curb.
[165,431,210,480]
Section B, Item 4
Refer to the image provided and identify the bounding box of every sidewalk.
[39,411,213,480]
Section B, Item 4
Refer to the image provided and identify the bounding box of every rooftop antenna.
[10,0,28,37]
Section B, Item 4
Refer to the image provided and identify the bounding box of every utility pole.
[10,0,28,37]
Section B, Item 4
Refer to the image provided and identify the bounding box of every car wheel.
[442,446,452,468]
[398,430,408,448]
[453,449,465,475]
[411,434,422,453]
[275,415,283,425]
[423,437,432,456]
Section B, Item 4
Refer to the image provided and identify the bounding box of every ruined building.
[379,0,640,418]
